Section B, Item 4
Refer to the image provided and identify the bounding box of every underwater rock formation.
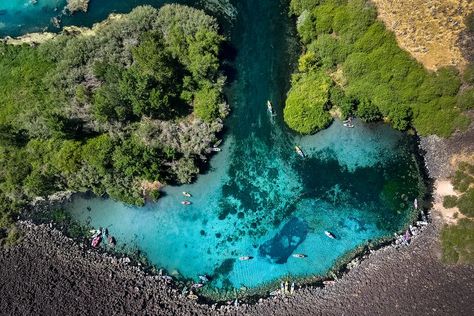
[258,217,309,264]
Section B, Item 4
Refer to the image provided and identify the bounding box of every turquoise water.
[3,0,424,294]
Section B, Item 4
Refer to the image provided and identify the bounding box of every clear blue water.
[3,0,424,295]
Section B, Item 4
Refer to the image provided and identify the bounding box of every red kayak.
[91,236,102,248]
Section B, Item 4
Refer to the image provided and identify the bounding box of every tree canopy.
[0,5,227,241]
[285,0,471,136]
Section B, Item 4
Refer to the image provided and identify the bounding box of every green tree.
[194,84,221,121]
[356,98,381,122]
[284,71,332,134]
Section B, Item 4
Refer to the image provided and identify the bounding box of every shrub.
[356,98,381,122]
[413,106,470,137]
[2,226,21,247]
[465,12,474,33]
[330,86,354,118]
[441,218,474,264]
[149,189,160,202]
[290,0,322,15]
[463,63,474,84]
[443,195,458,208]
[298,51,320,72]
[457,188,474,218]
[194,85,221,121]
[284,71,332,134]
[457,88,474,110]
[432,67,462,97]
[452,169,474,193]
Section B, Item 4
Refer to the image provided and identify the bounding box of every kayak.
[295,146,305,158]
[267,100,276,116]
[269,289,280,296]
[324,231,336,239]
[107,236,116,247]
[91,236,101,248]
[292,253,307,258]
[187,293,198,300]
[160,275,173,281]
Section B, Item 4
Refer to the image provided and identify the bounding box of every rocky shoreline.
[1,207,473,315]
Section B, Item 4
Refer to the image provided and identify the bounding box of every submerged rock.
[258,217,308,264]
[65,0,90,14]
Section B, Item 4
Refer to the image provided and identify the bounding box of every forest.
[285,0,473,135]
[0,5,227,242]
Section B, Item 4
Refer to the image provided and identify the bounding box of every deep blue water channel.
[1,0,425,295]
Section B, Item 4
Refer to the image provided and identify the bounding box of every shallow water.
[3,0,424,293]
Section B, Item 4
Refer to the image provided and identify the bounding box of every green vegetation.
[463,63,474,85]
[457,88,474,110]
[441,219,474,264]
[284,71,332,133]
[452,162,474,192]
[466,12,474,33]
[441,162,474,264]
[0,5,226,243]
[443,195,458,208]
[285,0,471,135]
[457,189,474,218]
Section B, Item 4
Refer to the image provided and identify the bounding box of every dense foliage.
[0,5,226,242]
[284,71,332,133]
[441,162,474,264]
[285,0,471,135]
[441,218,474,264]
[466,12,474,33]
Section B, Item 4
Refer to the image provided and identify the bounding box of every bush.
[413,106,470,137]
[443,195,458,208]
[290,0,322,15]
[284,71,332,134]
[194,85,221,121]
[330,86,354,118]
[148,189,160,202]
[2,226,22,247]
[441,218,474,264]
[463,63,474,84]
[298,51,320,72]
[452,169,474,193]
[356,98,381,122]
[457,88,474,110]
[457,188,474,218]
[465,12,474,33]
